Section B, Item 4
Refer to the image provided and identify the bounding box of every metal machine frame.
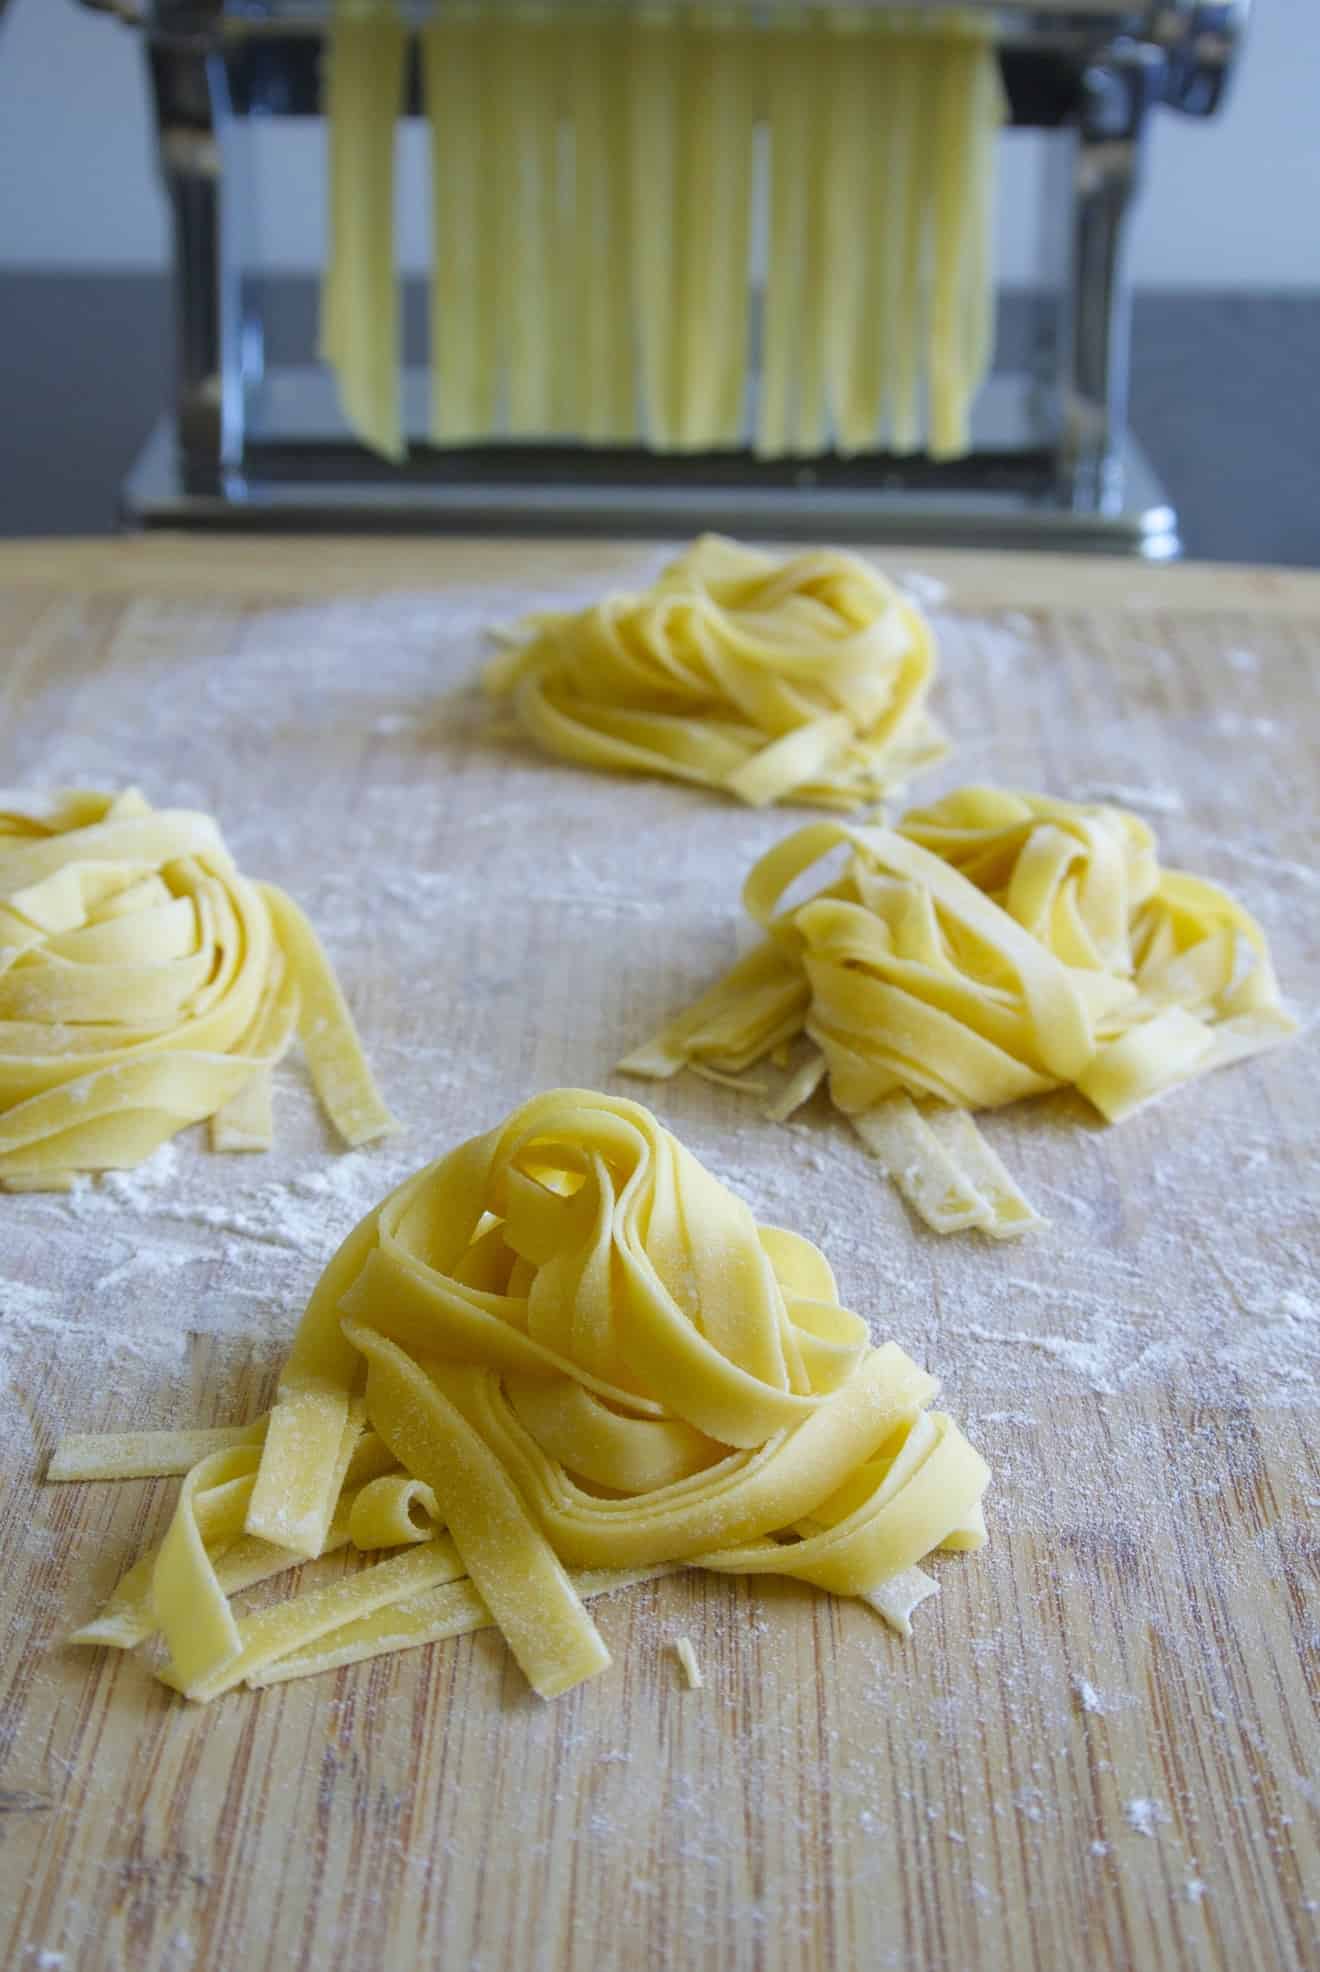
[81,2,1252,553]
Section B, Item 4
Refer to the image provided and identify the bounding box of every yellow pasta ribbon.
[322,0,406,459]
[70,1430,399,1660]
[0,788,398,1188]
[247,1089,986,1693]
[48,1419,265,1483]
[247,1564,680,1690]
[348,1473,442,1550]
[622,788,1296,1235]
[329,4,998,459]
[487,536,946,810]
[62,1092,989,1699]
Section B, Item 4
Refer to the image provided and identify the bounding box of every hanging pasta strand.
[756,18,810,458]
[472,14,513,438]
[964,41,1005,409]
[928,35,980,459]
[673,19,753,448]
[547,25,578,437]
[424,13,483,443]
[824,14,875,455]
[321,4,406,459]
[569,19,635,442]
[792,18,835,454]
[600,28,639,440]
[626,11,681,449]
[672,20,714,447]
[866,31,918,452]
[889,32,940,454]
[505,18,558,437]
[836,24,887,452]
[335,0,999,462]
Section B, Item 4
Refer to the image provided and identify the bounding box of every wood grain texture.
[0,541,1316,1972]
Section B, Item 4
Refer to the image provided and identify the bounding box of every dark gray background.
[1,276,1316,566]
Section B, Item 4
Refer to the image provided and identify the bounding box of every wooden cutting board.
[0,537,1316,1972]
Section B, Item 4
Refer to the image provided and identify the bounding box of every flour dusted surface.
[3,574,1314,1417]
[3,571,1316,1550]
[1,555,1316,1972]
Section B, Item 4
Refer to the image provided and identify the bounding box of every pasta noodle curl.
[486,536,946,809]
[622,788,1297,1236]
[0,787,397,1187]
[57,1090,989,1700]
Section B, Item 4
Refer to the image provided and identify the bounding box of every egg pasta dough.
[621,789,1297,1237]
[0,787,397,1189]
[55,1091,989,1701]
[325,4,1004,460]
[487,535,946,809]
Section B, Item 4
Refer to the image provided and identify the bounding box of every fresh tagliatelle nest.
[485,535,947,810]
[0,787,397,1188]
[51,1091,990,1701]
[621,787,1297,1238]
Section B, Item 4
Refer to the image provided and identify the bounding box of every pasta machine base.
[120,372,1178,558]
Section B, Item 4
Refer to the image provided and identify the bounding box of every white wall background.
[1,0,1318,286]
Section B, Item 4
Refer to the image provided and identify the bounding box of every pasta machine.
[81,1,1251,555]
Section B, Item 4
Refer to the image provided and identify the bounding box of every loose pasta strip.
[486,535,945,811]
[68,1431,398,1657]
[167,1540,470,1703]
[60,1091,989,1700]
[852,1097,1042,1241]
[249,1564,680,1688]
[623,790,1296,1236]
[48,1419,265,1484]
[0,788,398,1189]
[673,1637,703,1689]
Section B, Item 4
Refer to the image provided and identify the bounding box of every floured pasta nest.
[622,788,1297,1238]
[53,1090,989,1701]
[486,536,946,809]
[0,787,397,1188]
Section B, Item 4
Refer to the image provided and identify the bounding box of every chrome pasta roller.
[79,0,1252,555]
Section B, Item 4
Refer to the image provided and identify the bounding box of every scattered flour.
[1,1134,418,1401]
[1124,1799,1171,1838]
[2,583,1315,1426]
[1214,711,1278,739]
[898,570,950,609]
[0,566,1313,1963]
[954,1324,1119,1397]
[1078,781,1186,816]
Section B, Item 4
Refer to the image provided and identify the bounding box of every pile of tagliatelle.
[621,787,1297,1238]
[0,787,396,1188]
[485,535,947,810]
[51,1091,990,1702]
